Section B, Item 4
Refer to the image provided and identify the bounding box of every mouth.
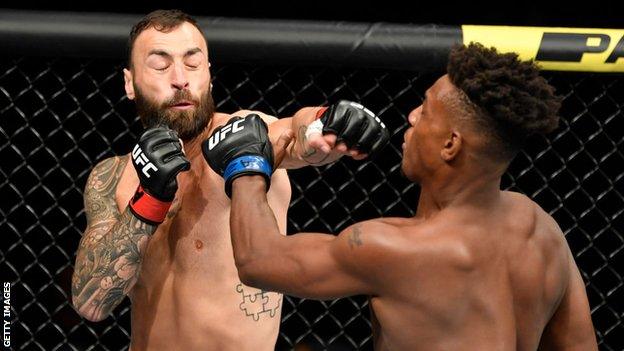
[402,128,411,150]
[169,100,196,110]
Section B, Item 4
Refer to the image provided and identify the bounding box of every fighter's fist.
[318,100,390,156]
[128,126,190,224]
[202,114,274,198]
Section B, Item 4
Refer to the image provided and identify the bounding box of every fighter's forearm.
[279,107,338,169]
[230,177,345,297]
[71,209,155,321]
[230,176,286,286]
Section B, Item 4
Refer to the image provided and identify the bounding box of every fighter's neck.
[179,118,216,159]
[415,173,503,219]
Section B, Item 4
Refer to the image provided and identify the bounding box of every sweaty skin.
[229,76,598,350]
[71,20,365,350]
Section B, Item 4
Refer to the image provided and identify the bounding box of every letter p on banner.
[461,25,624,72]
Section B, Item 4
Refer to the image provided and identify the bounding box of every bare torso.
[368,191,569,350]
[117,113,290,351]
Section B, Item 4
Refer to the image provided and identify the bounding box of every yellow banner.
[462,25,624,72]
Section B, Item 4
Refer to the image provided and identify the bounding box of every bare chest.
[115,156,236,274]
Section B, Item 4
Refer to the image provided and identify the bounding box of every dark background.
[5,1,624,28]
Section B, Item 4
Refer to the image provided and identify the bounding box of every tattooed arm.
[229,176,396,300]
[71,156,156,322]
[269,107,347,168]
[234,107,368,169]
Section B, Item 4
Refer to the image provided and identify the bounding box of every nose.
[171,64,189,90]
[407,105,421,126]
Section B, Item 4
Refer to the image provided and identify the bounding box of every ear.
[123,68,135,100]
[441,130,462,162]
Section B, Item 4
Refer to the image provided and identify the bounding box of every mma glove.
[128,126,190,225]
[202,114,274,198]
[317,100,390,156]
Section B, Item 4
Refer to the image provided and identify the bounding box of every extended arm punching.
[229,176,383,299]
[202,112,392,299]
[254,100,390,169]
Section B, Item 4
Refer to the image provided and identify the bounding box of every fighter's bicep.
[330,224,383,294]
[289,221,390,299]
[82,156,127,230]
[332,222,394,286]
[276,232,372,299]
[78,157,126,260]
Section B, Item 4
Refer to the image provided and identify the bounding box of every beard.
[133,84,216,141]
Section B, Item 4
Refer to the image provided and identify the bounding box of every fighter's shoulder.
[86,155,130,189]
[503,190,563,234]
[336,217,469,272]
[331,219,406,275]
[502,190,537,207]
[349,217,405,235]
[503,190,568,257]
[381,216,479,270]
[337,217,410,256]
[92,154,129,170]
[83,155,130,223]
[233,109,279,124]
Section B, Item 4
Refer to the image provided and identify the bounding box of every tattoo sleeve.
[71,156,156,321]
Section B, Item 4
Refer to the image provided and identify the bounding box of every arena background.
[1,3,623,350]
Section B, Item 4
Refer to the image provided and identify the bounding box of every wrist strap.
[224,155,272,198]
[128,185,172,225]
[315,106,328,119]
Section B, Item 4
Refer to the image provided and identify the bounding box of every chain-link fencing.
[1,57,622,350]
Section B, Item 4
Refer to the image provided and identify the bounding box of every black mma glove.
[128,126,190,224]
[318,100,390,155]
[202,114,274,198]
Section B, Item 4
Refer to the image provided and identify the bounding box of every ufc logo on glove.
[207,118,246,150]
[132,145,158,178]
[202,114,274,198]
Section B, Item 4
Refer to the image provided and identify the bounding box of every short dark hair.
[447,43,561,160]
[127,9,204,68]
